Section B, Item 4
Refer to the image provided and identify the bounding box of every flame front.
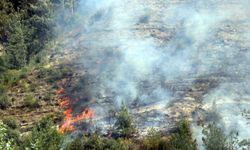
[56,88,95,133]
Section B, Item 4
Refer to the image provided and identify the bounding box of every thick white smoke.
[59,0,250,145]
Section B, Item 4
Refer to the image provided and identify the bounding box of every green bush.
[112,138,137,150]
[202,123,240,150]
[5,128,21,146]
[2,117,18,129]
[0,93,11,109]
[44,92,54,101]
[114,103,136,138]
[19,67,28,79]
[0,121,16,150]
[22,117,63,150]
[37,66,71,83]
[202,123,228,150]
[84,134,105,150]
[24,93,39,108]
[66,137,84,150]
[1,72,20,86]
[66,135,138,150]
[143,128,162,150]
[169,120,197,150]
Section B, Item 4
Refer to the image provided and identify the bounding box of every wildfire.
[56,87,95,133]
[60,98,70,107]
[59,108,95,133]
[56,88,65,95]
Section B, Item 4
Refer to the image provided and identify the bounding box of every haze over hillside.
[0,0,250,149]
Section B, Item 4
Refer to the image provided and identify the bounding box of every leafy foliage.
[202,123,240,150]
[2,117,18,130]
[5,20,27,68]
[0,121,15,150]
[0,0,55,69]
[0,93,11,109]
[66,135,137,150]
[65,137,84,150]
[169,120,197,150]
[22,117,63,150]
[24,93,39,108]
[143,128,163,150]
[0,0,14,42]
[114,103,136,138]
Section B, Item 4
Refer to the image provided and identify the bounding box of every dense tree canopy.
[0,0,79,69]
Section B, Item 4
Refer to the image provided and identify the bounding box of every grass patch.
[24,93,39,108]
[36,66,72,83]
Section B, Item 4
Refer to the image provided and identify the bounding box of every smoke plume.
[57,0,250,146]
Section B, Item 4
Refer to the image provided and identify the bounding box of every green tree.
[23,0,54,58]
[202,123,228,150]
[5,20,27,68]
[169,120,197,150]
[202,123,240,150]
[22,117,63,150]
[0,0,14,42]
[114,103,135,138]
[143,128,162,150]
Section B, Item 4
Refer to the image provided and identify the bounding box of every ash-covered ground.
[52,0,250,148]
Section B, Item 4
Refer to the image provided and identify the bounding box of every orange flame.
[57,87,95,133]
[56,88,65,95]
[73,108,95,122]
[60,99,70,107]
[59,108,95,133]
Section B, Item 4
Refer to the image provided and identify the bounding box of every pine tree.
[0,0,14,42]
[202,123,228,150]
[5,20,27,69]
[24,0,54,58]
[169,120,197,150]
[114,103,135,138]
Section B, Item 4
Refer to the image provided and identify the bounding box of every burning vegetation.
[56,88,95,133]
[0,0,250,149]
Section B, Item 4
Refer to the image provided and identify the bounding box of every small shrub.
[2,117,18,129]
[114,103,136,138]
[24,94,39,108]
[0,121,16,149]
[169,120,197,150]
[84,134,105,150]
[143,128,162,150]
[43,92,54,101]
[202,123,240,150]
[23,117,63,150]
[37,66,70,83]
[66,137,84,150]
[115,138,138,150]
[0,93,11,109]
[5,129,21,146]
[202,123,228,150]
[2,71,21,86]
[19,68,28,79]
[28,83,36,92]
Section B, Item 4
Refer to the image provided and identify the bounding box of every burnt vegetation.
[0,0,250,150]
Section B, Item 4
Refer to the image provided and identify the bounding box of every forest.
[0,0,250,150]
